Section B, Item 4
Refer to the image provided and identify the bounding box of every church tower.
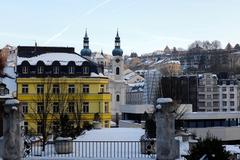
[112,31,124,81]
[80,29,92,59]
[109,31,126,122]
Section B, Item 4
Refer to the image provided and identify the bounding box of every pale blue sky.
[0,0,240,55]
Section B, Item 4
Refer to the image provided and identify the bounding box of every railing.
[26,140,156,159]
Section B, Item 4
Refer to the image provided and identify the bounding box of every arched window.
[116,67,120,75]
[116,95,120,102]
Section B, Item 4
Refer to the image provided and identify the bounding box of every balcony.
[24,113,112,121]
[17,93,111,101]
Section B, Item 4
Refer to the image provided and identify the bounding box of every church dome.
[112,48,123,56]
[80,48,92,57]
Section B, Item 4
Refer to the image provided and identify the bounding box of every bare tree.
[27,77,55,152]
[0,48,8,75]
[53,85,83,137]
[211,40,221,50]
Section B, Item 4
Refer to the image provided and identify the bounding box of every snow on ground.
[26,128,155,160]
[225,145,240,154]
[75,128,144,141]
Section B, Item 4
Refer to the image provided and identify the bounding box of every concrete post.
[155,98,179,160]
[2,99,23,160]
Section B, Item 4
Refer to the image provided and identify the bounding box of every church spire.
[80,29,92,57]
[85,28,88,37]
[112,30,123,56]
[83,29,89,49]
[115,30,121,48]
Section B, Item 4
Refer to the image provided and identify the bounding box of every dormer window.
[37,66,44,74]
[69,66,75,74]
[53,66,59,74]
[22,66,28,74]
[83,67,89,75]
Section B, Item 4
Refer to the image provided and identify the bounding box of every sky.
[0,0,240,55]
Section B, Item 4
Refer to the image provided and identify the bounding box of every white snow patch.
[75,128,145,141]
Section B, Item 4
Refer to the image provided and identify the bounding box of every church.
[80,30,127,122]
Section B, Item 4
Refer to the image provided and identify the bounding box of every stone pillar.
[2,99,23,160]
[155,98,179,160]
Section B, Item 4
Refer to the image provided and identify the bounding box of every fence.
[26,140,156,159]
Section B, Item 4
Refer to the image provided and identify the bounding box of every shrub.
[187,136,231,160]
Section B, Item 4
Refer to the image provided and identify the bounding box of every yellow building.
[16,46,111,135]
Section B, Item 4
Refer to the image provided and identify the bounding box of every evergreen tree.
[187,136,231,160]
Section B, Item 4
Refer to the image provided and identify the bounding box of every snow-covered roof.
[127,82,144,92]
[164,60,180,64]
[94,53,104,59]
[121,104,154,114]
[157,98,173,104]
[181,111,240,120]
[17,52,87,66]
[90,72,107,78]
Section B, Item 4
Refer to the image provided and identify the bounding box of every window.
[104,102,109,113]
[207,95,211,99]
[116,95,120,102]
[207,102,211,107]
[222,109,227,112]
[37,85,44,94]
[22,66,28,74]
[22,84,28,94]
[37,66,44,74]
[53,66,59,74]
[222,94,227,99]
[69,66,75,74]
[24,122,28,134]
[206,80,211,85]
[213,94,219,99]
[116,67,120,75]
[22,103,28,113]
[222,101,227,106]
[100,85,104,93]
[37,122,43,134]
[68,85,75,94]
[37,102,44,113]
[213,102,219,107]
[222,87,226,92]
[230,94,234,99]
[68,102,75,113]
[206,87,211,92]
[230,108,235,111]
[230,87,234,92]
[198,94,204,99]
[53,102,59,113]
[53,84,60,94]
[83,67,89,74]
[52,121,58,133]
[230,101,235,106]
[83,102,89,113]
[83,84,89,93]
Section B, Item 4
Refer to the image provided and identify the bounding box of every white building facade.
[108,32,126,119]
